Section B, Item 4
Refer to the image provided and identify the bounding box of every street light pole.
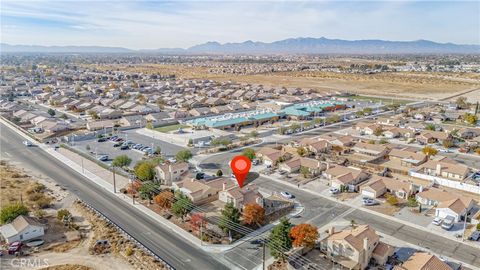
[262,242,266,270]
[112,166,116,193]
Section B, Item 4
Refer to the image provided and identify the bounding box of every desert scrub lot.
[0,161,53,210]
[154,124,188,133]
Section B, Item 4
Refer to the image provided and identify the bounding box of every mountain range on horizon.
[2,37,479,54]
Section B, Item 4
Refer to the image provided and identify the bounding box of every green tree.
[407,197,418,207]
[216,170,223,177]
[138,181,160,201]
[1,203,29,224]
[379,138,388,144]
[219,202,241,234]
[442,139,455,149]
[242,148,256,161]
[424,123,436,131]
[464,113,478,125]
[355,110,365,117]
[268,217,292,260]
[373,126,383,137]
[155,146,162,155]
[146,122,154,129]
[300,166,310,178]
[171,193,193,221]
[112,155,132,168]
[88,111,100,120]
[290,123,301,131]
[57,209,72,221]
[326,114,341,124]
[60,113,68,120]
[47,108,56,117]
[175,150,193,162]
[297,147,307,157]
[134,161,156,181]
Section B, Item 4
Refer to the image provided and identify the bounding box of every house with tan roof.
[360,176,414,199]
[172,178,234,205]
[411,156,470,182]
[415,188,474,222]
[279,157,325,176]
[323,165,369,192]
[388,148,427,168]
[351,142,390,162]
[155,162,189,185]
[256,147,285,166]
[218,184,264,210]
[393,252,452,270]
[416,130,451,145]
[320,225,393,270]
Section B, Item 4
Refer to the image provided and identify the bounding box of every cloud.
[1,0,478,48]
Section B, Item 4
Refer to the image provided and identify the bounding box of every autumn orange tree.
[190,213,207,232]
[243,203,265,227]
[126,181,142,195]
[289,223,319,248]
[154,191,174,209]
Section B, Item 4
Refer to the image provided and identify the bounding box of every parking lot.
[71,128,190,166]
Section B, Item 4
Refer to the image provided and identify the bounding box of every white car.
[97,155,109,161]
[432,217,443,226]
[23,140,33,147]
[280,191,294,199]
[362,199,378,206]
[329,187,340,194]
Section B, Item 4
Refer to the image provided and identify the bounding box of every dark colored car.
[120,145,129,150]
[8,242,23,255]
[97,137,107,142]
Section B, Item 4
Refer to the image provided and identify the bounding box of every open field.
[85,63,480,100]
[154,124,188,133]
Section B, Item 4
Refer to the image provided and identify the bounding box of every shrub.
[57,209,72,221]
[1,203,29,224]
[125,246,134,256]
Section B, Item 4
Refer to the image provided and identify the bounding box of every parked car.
[8,242,23,255]
[362,198,378,206]
[441,216,455,230]
[280,191,294,199]
[109,136,118,141]
[252,159,259,166]
[250,238,266,245]
[97,137,107,142]
[468,230,480,241]
[113,142,122,147]
[329,187,340,194]
[432,217,443,226]
[23,140,33,147]
[120,145,129,150]
[97,155,109,161]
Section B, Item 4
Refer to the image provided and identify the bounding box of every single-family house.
[219,184,264,210]
[360,176,413,199]
[0,215,45,244]
[320,225,393,270]
[388,148,427,168]
[394,252,453,270]
[155,162,189,185]
[415,188,474,222]
[172,178,234,205]
[323,165,370,192]
[412,157,470,182]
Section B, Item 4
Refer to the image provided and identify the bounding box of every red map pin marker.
[230,155,251,188]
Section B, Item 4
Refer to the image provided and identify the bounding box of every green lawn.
[349,95,413,105]
[154,124,189,133]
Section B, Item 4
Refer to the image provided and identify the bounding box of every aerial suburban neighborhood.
[1,1,480,270]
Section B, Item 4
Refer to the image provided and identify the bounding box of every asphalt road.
[0,122,229,270]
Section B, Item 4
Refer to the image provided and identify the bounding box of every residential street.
[0,122,230,270]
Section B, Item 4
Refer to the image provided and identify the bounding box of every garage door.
[361,190,376,198]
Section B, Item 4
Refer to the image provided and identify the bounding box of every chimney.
[435,163,442,175]
[328,226,335,235]
[222,182,226,191]
[191,178,195,182]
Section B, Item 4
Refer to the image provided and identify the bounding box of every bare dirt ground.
[86,63,480,100]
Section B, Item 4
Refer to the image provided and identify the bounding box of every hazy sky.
[1,0,479,49]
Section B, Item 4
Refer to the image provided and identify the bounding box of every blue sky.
[1,0,479,49]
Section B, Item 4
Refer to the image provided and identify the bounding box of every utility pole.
[262,242,266,270]
[112,166,116,193]
[81,158,84,174]
[200,218,203,246]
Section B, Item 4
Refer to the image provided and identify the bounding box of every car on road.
[23,140,33,147]
[97,155,109,161]
[250,239,266,245]
[329,187,340,194]
[280,191,294,199]
[441,216,455,230]
[362,198,378,206]
[432,217,443,226]
[468,230,480,241]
